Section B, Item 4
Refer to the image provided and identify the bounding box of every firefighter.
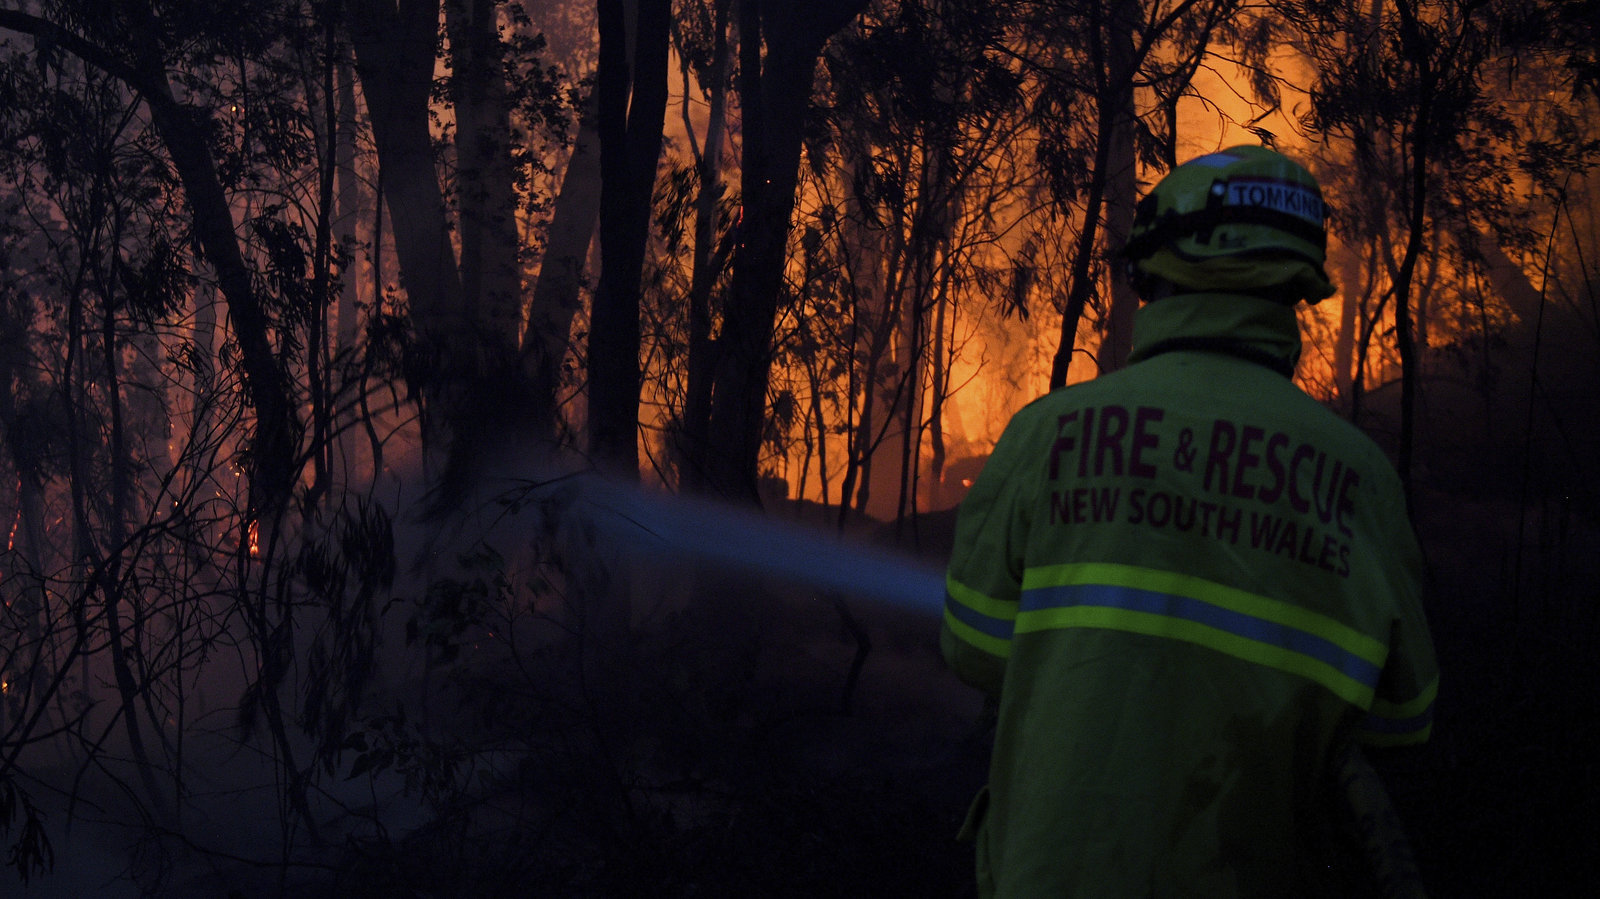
[941,145,1438,897]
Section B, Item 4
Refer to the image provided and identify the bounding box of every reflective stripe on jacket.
[942,293,1438,898]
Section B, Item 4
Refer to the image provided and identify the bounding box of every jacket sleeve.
[1357,506,1439,747]
[941,412,1036,697]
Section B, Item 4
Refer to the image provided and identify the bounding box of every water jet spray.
[546,474,947,616]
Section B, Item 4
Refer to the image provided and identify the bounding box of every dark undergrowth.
[7,475,1592,897]
[311,481,1596,898]
[309,544,991,899]
[1378,487,1599,898]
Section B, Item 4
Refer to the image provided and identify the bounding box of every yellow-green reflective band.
[1369,676,1438,721]
[1362,676,1437,745]
[1023,563,1387,666]
[943,606,1012,659]
[1016,563,1389,707]
[943,574,1017,660]
[946,574,1016,625]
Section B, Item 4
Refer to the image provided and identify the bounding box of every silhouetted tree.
[814,0,1036,522]
[1283,0,1599,494]
[589,0,671,477]
[697,0,872,503]
[669,0,736,491]
[1029,0,1241,389]
[0,3,302,525]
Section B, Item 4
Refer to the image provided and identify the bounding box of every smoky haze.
[0,0,1595,896]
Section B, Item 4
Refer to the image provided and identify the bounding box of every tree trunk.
[1390,0,1436,504]
[589,0,671,477]
[522,88,602,435]
[351,0,547,495]
[0,373,49,716]
[336,54,364,350]
[132,48,299,526]
[98,287,174,817]
[894,274,929,527]
[927,260,957,509]
[1100,0,1140,373]
[677,0,734,490]
[1050,131,1112,390]
[857,162,915,520]
[348,0,466,357]
[1048,0,1134,389]
[845,211,906,520]
[446,0,523,345]
[701,0,870,503]
[308,14,340,507]
[1333,241,1362,410]
[893,147,958,526]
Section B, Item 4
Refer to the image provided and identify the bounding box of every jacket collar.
[1126,292,1303,375]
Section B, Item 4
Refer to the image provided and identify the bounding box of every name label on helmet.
[1225,177,1326,227]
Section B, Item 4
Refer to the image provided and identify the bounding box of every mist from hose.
[552,474,949,618]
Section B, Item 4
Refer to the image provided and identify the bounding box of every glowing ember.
[7,476,18,551]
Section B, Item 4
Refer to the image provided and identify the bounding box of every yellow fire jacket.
[942,293,1438,898]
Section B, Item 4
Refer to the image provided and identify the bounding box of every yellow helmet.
[1122,146,1335,304]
